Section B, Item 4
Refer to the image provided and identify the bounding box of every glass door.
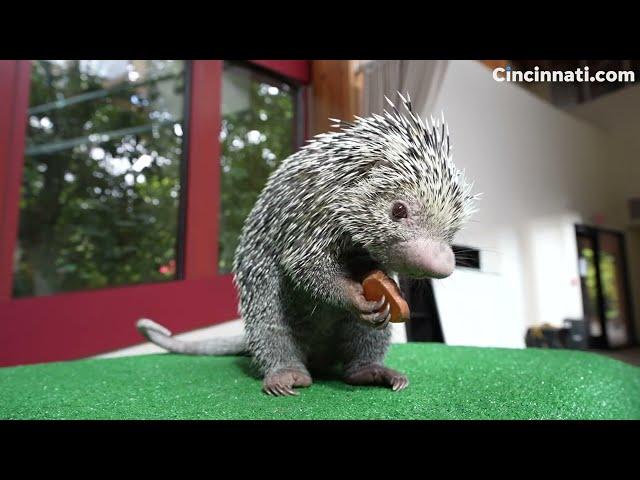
[576,225,635,348]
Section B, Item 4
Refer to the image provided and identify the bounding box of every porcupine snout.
[388,238,455,280]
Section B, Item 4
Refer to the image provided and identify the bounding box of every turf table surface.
[1,343,639,419]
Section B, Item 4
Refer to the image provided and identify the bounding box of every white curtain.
[360,60,449,117]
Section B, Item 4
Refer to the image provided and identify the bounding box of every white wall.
[436,269,525,348]
[428,60,614,348]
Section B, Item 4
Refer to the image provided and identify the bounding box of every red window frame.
[0,59,310,367]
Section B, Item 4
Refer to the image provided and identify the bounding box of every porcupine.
[137,93,477,396]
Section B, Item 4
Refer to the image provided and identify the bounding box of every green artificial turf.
[1,343,639,420]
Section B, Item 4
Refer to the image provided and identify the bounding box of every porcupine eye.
[391,202,408,220]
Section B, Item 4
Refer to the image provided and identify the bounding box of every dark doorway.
[399,277,444,342]
[398,245,481,343]
[575,225,636,349]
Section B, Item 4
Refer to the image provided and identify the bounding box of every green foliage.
[13,60,298,296]
[581,247,599,316]
[218,70,296,272]
[599,252,620,320]
[13,60,185,297]
[580,247,620,326]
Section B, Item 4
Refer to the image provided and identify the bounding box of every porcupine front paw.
[343,280,391,330]
[263,368,313,397]
[344,364,409,392]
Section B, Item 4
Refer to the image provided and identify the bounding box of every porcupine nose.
[392,238,455,279]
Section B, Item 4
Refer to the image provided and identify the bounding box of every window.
[13,60,187,297]
[0,60,310,366]
[218,62,299,272]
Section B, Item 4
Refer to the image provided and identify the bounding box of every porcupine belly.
[283,277,344,372]
[283,242,384,372]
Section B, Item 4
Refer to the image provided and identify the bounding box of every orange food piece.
[362,270,410,323]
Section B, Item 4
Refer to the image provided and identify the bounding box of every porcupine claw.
[344,364,409,392]
[262,369,312,397]
[359,302,391,330]
[353,291,390,329]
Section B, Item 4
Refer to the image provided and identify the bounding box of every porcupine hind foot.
[344,364,409,392]
[338,318,407,391]
[263,368,313,396]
